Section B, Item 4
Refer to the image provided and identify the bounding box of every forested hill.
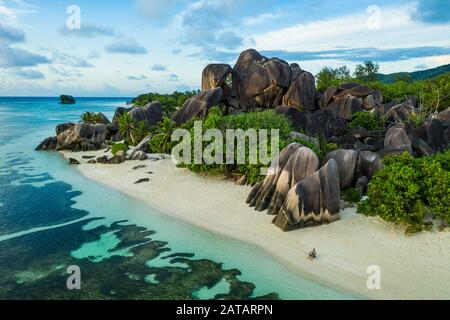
[377,64,450,83]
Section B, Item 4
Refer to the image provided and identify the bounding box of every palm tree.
[81,112,103,124]
[118,113,139,145]
[81,112,94,124]
[152,118,177,156]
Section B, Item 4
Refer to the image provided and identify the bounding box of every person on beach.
[308,249,317,260]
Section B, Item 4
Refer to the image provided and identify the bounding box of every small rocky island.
[59,95,76,104]
[38,48,450,233]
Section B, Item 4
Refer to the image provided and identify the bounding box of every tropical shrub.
[316,66,352,92]
[342,188,362,204]
[178,108,294,183]
[367,72,450,114]
[111,143,129,156]
[132,91,198,117]
[349,112,381,130]
[81,112,104,124]
[148,118,177,154]
[118,113,149,146]
[358,151,450,231]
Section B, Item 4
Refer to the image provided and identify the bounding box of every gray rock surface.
[273,159,341,231]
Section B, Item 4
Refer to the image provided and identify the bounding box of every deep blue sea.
[0,97,354,300]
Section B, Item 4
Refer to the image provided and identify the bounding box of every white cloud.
[0,0,38,21]
[251,5,450,52]
[242,12,280,26]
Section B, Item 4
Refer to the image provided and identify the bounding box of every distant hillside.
[377,64,450,83]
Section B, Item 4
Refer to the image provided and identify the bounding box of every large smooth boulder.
[97,112,111,125]
[264,58,292,88]
[201,64,232,91]
[385,102,412,123]
[56,123,108,151]
[334,84,375,100]
[323,149,358,189]
[36,136,57,151]
[112,107,132,123]
[172,88,222,126]
[232,49,291,110]
[247,143,302,211]
[274,107,347,139]
[357,151,382,180]
[266,147,320,215]
[410,136,435,156]
[273,159,341,231]
[323,94,363,120]
[129,102,163,128]
[384,124,412,153]
[282,71,316,111]
[428,119,449,152]
[288,132,320,149]
[56,123,75,135]
[319,86,339,109]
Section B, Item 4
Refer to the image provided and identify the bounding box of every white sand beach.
[62,150,450,300]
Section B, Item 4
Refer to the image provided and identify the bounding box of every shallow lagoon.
[0,97,354,300]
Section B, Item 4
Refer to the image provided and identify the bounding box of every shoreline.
[61,150,450,300]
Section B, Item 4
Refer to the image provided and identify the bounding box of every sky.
[0,0,449,96]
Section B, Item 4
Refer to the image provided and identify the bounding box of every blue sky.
[0,0,449,96]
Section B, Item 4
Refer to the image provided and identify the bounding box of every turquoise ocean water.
[0,97,354,300]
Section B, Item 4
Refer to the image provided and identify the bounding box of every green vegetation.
[148,118,177,154]
[358,151,450,232]
[59,95,75,104]
[342,188,362,204]
[118,113,149,146]
[367,73,450,115]
[376,64,450,83]
[81,112,104,124]
[177,108,293,183]
[316,61,450,117]
[354,61,380,82]
[111,143,129,156]
[150,107,339,183]
[132,91,199,117]
[316,66,351,92]
[349,112,381,131]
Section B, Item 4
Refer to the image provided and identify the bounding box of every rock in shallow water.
[35,136,57,151]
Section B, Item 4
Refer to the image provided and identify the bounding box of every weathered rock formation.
[129,102,163,128]
[247,143,302,210]
[322,149,359,189]
[232,49,292,110]
[282,70,316,111]
[266,147,320,215]
[356,151,383,180]
[56,123,75,135]
[384,124,412,154]
[201,64,232,92]
[275,106,347,139]
[172,88,223,126]
[320,83,382,120]
[56,123,108,151]
[273,159,341,231]
[35,136,57,151]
